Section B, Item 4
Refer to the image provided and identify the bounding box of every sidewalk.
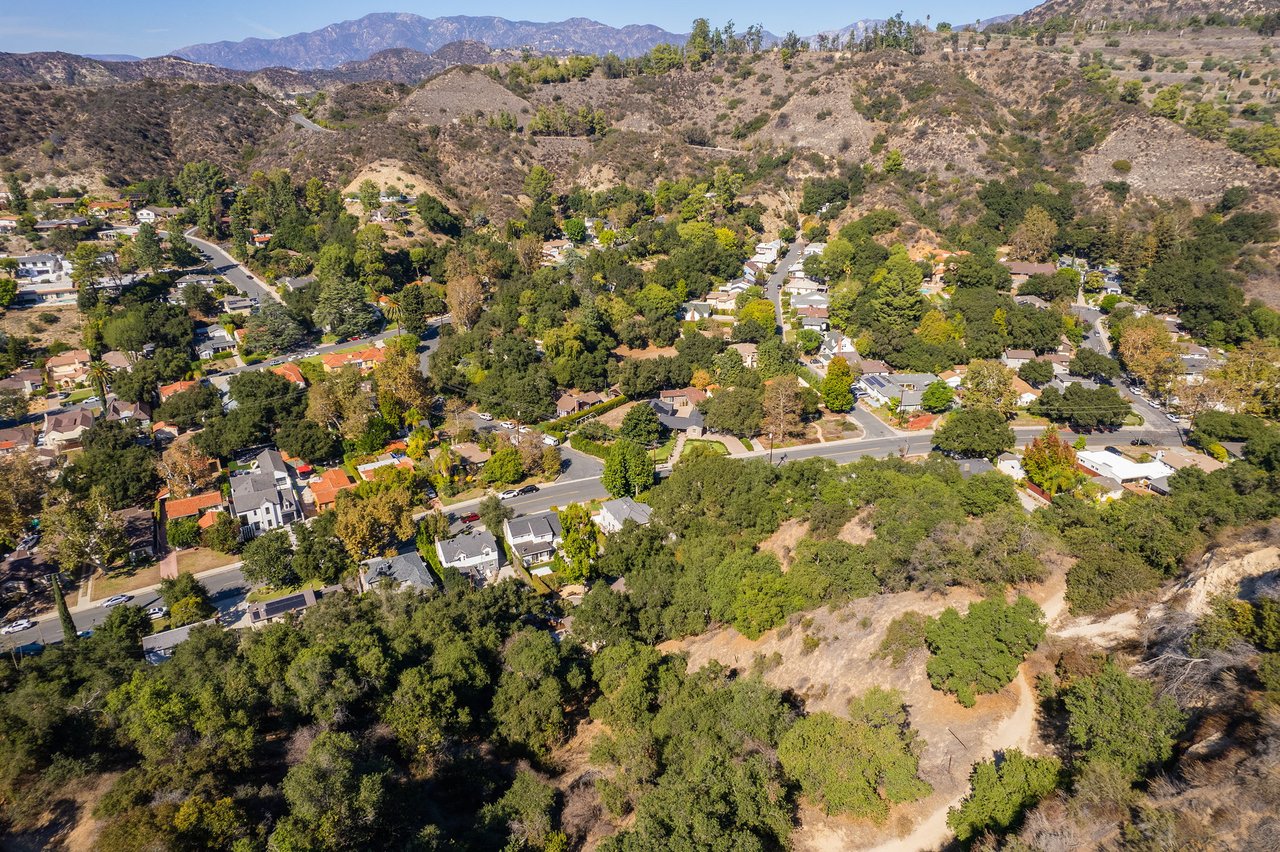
[68,559,245,614]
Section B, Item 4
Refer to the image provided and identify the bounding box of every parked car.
[146,606,169,621]
[1,619,34,635]
[460,512,481,524]
[102,594,132,608]
[477,412,494,421]
[542,435,559,446]
[518,426,532,434]
[498,489,520,499]
[1131,438,1154,446]
[1166,413,1181,423]
[499,421,515,430]
[517,484,539,495]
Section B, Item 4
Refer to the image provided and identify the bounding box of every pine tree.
[51,573,77,644]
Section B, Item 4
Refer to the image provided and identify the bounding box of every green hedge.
[569,433,610,459]
[543,394,628,432]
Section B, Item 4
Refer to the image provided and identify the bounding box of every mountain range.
[172,13,694,70]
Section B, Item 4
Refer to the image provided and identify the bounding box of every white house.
[436,530,501,584]
[230,449,301,537]
[859,373,940,412]
[1076,449,1175,485]
[595,497,653,533]
[502,511,563,567]
[997,452,1025,480]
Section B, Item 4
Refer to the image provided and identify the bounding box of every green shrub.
[924,596,1045,707]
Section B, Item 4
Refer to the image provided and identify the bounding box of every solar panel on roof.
[261,593,307,619]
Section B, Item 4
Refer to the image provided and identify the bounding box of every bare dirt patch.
[0,302,84,349]
[837,507,876,546]
[758,518,810,570]
[2,771,118,852]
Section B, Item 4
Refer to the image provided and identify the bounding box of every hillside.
[1015,0,1280,24]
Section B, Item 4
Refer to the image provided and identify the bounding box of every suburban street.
[765,240,805,328]
[183,229,285,304]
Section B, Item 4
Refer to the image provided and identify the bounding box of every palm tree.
[87,360,113,404]
[382,295,404,335]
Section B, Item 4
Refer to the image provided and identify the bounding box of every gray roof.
[505,511,562,542]
[600,497,652,526]
[437,529,498,563]
[141,618,219,664]
[646,398,704,431]
[861,373,939,408]
[362,549,436,591]
[230,450,297,515]
[956,458,995,478]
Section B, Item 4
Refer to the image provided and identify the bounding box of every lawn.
[176,548,240,574]
[682,439,729,456]
[651,435,679,463]
[246,577,324,603]
[67,387,95,403]
[95,562,167,598]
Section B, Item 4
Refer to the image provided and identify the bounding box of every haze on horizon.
[0,1,1016,58]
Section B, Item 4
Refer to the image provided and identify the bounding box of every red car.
[460,512,480,524]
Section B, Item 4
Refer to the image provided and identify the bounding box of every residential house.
[1076,449,1174,485]
[11,254,60,279]
[857,360,892,377]
[750,239,783,266]
[721,279,753,295]
[541,239,571,265]
[803,242,826,257]
[659,387,708,409]
[34,217,88,231]
[783,275,826,295]
[1000,349,1037,370]
[369,206,406,225]
[938,367,967,389]
[1041,353,1072,376]
[151,421,181,443]
[956,458,995,478]
[163,490,227,526]
[1014,294,1050,310]
[1088,476,1127,502]
[0,368,43,396]
[103,396,152,426]
[355,452,415,482]
[0,424,37,455]
[1101,281,1123,296]
[818,332,858,366]
[195,325,236,360]
[682,301,713,322]
[43,197,79,209]
[230,448,301,537]
[1010,377,1041,408]
[306,468,356,511]
[42,408,94,449]
[789,291,830,310]
[554,390,606,419]
[646,398,704,436]
[359,548,437,593]
[270,362,307,386]
[320,345,386,374]
[997,452,1025,480]
[595,497,653,533]
[135,206,178,224]
[101,350,133,371]
[1002,261,1057,287]
[43,349,92,389]
[142,618,220,664]
[436,530,501,584]
[116,507,157,562]
[503,511,564,567]
[742,260,766,282]
[247,586,340,627]
[728,342,759,369]
[219,295,258,316]
[0,214,20,233]
[703,291,737,313]
[159,380,199,402]
[88,200,131,216]
[858,372,940,412]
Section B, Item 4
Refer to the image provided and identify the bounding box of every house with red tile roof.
[164,490,227,520]
[307,468,356,511]
[320,346,386,374]
[270,362,307,385]
[159,380,198,401]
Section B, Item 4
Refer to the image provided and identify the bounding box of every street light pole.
[768,433,774,465]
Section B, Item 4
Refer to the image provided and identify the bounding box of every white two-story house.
[502,511,563,567]
[230,449,300,538]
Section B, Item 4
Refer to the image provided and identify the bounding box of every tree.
[200,512,240,553]
[134,223,164,272]
[333,488,416,560]
[762,375,806,441]
[182,282,216,315]
[1021,429,1078,495]
[41,490,127,574]
[602,439,653,498]
[1031,384,1131,431]
[871,245,925,330]
[414,194,461,236]
[483,446,524,485]
[1150,84,1183,119]
[240,529,299,588]
[357,179,381,212]
[947,750,1061,843]
[313,279,375,339]
[478,495,513,535]
[1117,316,1179,395]
[1063,662,1185,778]
[158,572,215,626]
[822,356,855,412]
[292,511,354,584]
[271,731,390,850]
[920,380,955,413]
[619,402,662,446]
[523,165,555,206]
[737,298,777,328]
[166,517,200,549]
[1069,348,1120,381]
[87,360,113,402]
[1018,359,1054,386]
[244,303,306,353]
[777,688,932,822]
[1010,205,1058,263]
[491,629,580,758]
[924,595,1045,707]
[541,445,561,478]
[445,273,484,330]
[557,503,599,582]
[962,360,1020,416]
[51,573,77,644]
[933,408,1015,459]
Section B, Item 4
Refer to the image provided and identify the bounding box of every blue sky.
[0,2,1020,57]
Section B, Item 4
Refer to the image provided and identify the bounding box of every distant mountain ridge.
[173,13,688,70]
[1014,0,1280,24]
